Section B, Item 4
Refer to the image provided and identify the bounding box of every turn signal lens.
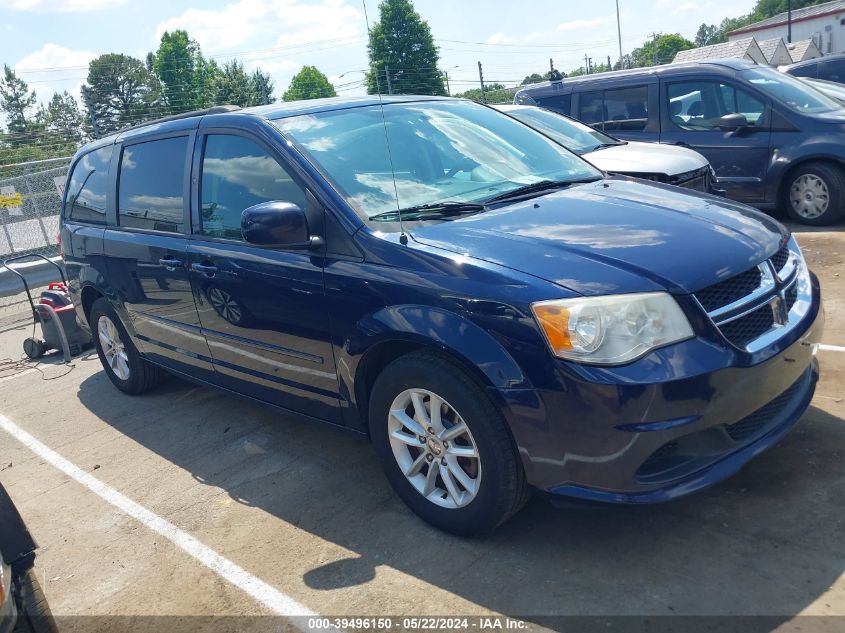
[532,292,693,365]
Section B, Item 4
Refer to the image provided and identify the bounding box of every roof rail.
[116,104,242,135]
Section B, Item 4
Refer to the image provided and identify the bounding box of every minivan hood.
[410,180,786,296]
[586,141,709,176]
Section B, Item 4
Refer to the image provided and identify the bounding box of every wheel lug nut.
[418,435,426,443]
[427,427,434,434]
[426,454,433,462]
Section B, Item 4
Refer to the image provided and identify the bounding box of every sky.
[0,0,760,106]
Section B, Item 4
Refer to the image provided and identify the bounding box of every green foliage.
[695,23,723,46]
[252,68,276,105]
[454,82,515,104]
[283,66,336,101]
[84,53,164,135]
[0,65,37,141]
[366,0,446,96]
[39,91,85,153]
[215,60,269,107]
[153,30,203,113]
[630,33,695,67]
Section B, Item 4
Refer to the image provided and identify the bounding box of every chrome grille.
[693,239,805,352]
[695,267,762,312]
[670,166,711,192]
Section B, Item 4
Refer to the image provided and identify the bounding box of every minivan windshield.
[273,100,601,221]
[742,66,842,114]
[501,106,623,154]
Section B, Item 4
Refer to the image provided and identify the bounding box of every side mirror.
[241,201,324,250]
[718,113,749,132]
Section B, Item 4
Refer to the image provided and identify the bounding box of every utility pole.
[80,85,101,139]
[584,53,590,74]
[787,0,793,43]
[616,0,624,69]
[477,61,486,103]
[384,65,393,95]
[549,58,555,75]
[607,55,612,71]
[443,70,451,96]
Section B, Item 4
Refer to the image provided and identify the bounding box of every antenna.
[362,0,407,244]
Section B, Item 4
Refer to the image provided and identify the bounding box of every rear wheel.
[90,298,163,395]
[784,162,845,226]
[369,351,528,535]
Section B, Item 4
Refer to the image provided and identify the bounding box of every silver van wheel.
[97,315,130,380]
[387,388,481,509]
[790,173,830,219]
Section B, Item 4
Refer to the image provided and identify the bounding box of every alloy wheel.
[97,315,130,380]
[208,288,242,324]
[387,388,481,509]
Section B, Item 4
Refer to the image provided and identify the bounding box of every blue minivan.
[61,96,823,534]
[515,59,845,225]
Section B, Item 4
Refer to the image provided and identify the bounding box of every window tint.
[118,136,187,233]
[536,94,571,115]
[788,62,818,78]
[821,59,845,83]
[66,145,112,224]
[200,135,306,240]
[578,86,649,131]
[667,81,766,130]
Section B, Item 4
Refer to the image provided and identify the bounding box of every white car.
[495,104,718,193]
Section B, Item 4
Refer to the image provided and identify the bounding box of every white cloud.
[1,0,125,11]
[154,0,269,51]
[268,0,363,47]
[15,43,97,105]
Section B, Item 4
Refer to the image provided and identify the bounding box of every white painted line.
[0,413,320,625]
[819,344,845,353]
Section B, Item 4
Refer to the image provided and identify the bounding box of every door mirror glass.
[718,112,749,131]
[241,201,314,247]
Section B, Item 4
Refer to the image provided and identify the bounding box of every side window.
[66,145,113,224]
[535,94,572,115]
[667,82,765,131]
[200,134,306,240]
[578,86,649,131]
[579,91,604,128]
[788,62,818,79]
[118,136,187,233]
[602,86,648,131]
[822,59,845,83]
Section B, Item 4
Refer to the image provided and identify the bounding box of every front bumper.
[498,272,824,503]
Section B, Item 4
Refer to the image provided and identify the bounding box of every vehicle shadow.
[75,371,845,622]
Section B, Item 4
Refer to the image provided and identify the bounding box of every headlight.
[532,292,694,365]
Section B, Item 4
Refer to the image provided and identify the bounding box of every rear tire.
[13,567,58,633]
[369,351,528,536]
[783,162,845,226]
[89,298,163,395]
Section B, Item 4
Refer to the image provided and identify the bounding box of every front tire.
[13,567,58,633]
[784,162,845,226]
[89,298,163,395]
[369,351,528,536]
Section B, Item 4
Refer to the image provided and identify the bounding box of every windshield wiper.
[484,178,600,204]
[369,201,487,222]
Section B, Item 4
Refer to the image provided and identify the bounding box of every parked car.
[515,58,845,225]
[0,483,58,633]
[61,97,822,535]
[799,77,845,104]
[494,104,717,192]
[781,52,845,83]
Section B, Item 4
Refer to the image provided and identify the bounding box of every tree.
[251,68,275,104]
[195,57,223,108]
[366,0,446,96]
[283,66,336,101]
[215,60,255,106]
[695,23,722,47]
[152,30,202,113]
[39,91,85,153]
[630,33,695,67]
[84,53,163,135]
[521,73,545,85]
[454,82,515,104]
[0,65,37,143]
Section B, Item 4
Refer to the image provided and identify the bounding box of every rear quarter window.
[117,136,188,234]
[536,93,572,115]
[65,145,113,224]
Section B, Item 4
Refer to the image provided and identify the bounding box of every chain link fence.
[0,157,71,317]
[0,156,71,259]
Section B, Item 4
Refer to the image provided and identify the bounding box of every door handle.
[158,257,182,270]
[191,262,218,276]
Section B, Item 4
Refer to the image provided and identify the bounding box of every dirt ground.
[0,225,843,632]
